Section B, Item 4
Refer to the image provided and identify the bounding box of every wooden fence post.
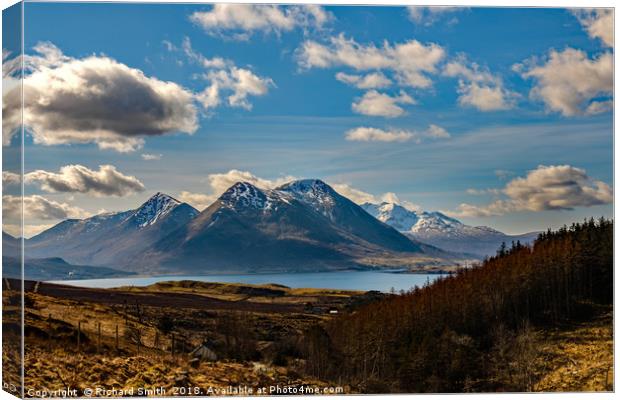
[47,314,52,351]
[77,321,81,351]
[97,322,101,352]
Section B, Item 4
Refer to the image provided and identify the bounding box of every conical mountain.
[133,180,429,274]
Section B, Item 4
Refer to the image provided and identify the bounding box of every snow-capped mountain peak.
[129,192,184,228]
[219,182,291,212]
[277,179,337,218]
[362,202,421,231]
[363,202,478,237]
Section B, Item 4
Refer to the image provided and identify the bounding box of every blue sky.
[3,4,613,236]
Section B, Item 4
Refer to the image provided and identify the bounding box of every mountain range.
[361,202,539,258]
[13,180,454,276]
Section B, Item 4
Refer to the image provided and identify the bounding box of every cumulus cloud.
[3,194,89,221]
[444,55,518,111]
[2,50,22,146]
[181,37,229,69]
[189,4,332,40]
[503,165,612,210]
[2,48,21,79]
[352,90,415,117]
[141,153,162,161]
[329,183,378,204]
[456,81,517,111]
[378,191,422,211]
[335,72,392,89]
[407,6,464,26]
[426,124,451,139]
[24,164,145,197]
[516,48,612,116]
[2,171,20,186]
[181,38,274,111]
[3,42,199,152]
[345,127,413,142]
[573,9,613,47]
[330,185,421,210]
[178,191,215,211]
[345,124,450,143]
[450,165,612,217]
[297,34,445,89]
[203,67,274,110]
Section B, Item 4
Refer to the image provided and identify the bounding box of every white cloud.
[181,37,229,69]
[205,67,274,110]
[352,90,415,117]
[450,165,612,217]
[379,192,422,211]
[24,164,145,197]
[573,9,613,47]
[2,48,21,79]
[330,185,421,210]
[2,50,22,147]
[178,191,216,211]
[345,127,413,142]
[189,4,332,40]
[3,194,89,221]
[516,48,612,116]
[3,42,199,152]
[444,55,517,111]
[503,165,612,210]
[141,153,162,161]
[297,34,445,89]
[407,6,463,26]
[181,38,274,111]
[345,124,450,143]
[457,82,516,111]
[426,124,451,139]
[335,72,392,89]
[2,171,20,186]
[329,183,378,204]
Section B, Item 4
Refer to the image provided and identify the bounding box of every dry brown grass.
[533,310,613,392]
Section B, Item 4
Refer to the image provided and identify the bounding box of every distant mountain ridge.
[361,202,539,258]
[2,256,134,281]
[17,180,451,275]
[26,192,199,267]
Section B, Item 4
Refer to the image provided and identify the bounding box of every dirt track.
[10,279,303,314]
